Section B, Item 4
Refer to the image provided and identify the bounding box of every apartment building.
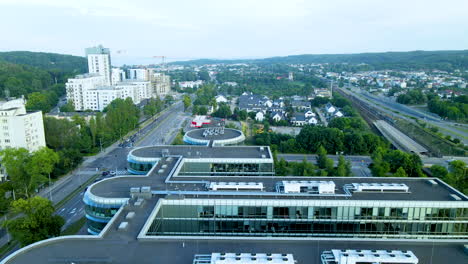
[66,46,170,111]
[85,45,112,85]
[0,98,46,181]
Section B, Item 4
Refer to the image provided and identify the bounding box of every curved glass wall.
[127,157,157,175]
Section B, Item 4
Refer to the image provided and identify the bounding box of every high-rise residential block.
[85,45,112,85]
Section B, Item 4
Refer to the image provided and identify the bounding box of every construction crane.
[152,56,166,65]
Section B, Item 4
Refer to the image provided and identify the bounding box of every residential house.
[307,117,318,125]
[291,100,311,111]
[271,111,284,122]
[255,111,265,122]
[325,103,336,114]
[304,110,316,118]
[215,95,228,104]
[238,93,269,112]
[291,112,306,126]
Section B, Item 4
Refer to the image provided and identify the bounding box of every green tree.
[276,158,289,176]
[26,92,54,112]
[430,165,448,179]
[59,100,75,112]
[0,147,59,198]
[213,103,232,118]
[370,147,390,177]
[183,95,191,111]
[336,155,351,176]
[316,146,328,169]
[2,197,64,246]
[444,160,468,194]
[393,167,408,177]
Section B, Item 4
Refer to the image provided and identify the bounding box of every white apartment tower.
[86,45,112,85]
[66,74,106,111]
[0,98,46,181]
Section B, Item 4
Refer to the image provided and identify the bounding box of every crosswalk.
[115,170,128,175]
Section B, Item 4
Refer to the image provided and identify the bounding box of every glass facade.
[178,162,274,176]
[127,158,156,174]
[146,200,468,239]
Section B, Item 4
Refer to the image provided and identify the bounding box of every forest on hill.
[0,51,87,112]
[173,50,468,71]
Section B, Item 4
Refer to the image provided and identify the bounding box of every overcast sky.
[1,0,467,64]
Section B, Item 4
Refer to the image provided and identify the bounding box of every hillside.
[0,51,87,73]
[0,51,87,112]
[172,50,468,71]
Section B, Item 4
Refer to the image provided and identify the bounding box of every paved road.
[136,101,190,146]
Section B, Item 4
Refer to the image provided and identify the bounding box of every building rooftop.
[185,128,243,141]
[130,145,271,160]
[3,143,468,263]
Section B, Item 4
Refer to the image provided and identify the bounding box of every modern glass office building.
[127,145,274,176]
[146,198,468,239]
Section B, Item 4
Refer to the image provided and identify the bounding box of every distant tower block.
[288,72,294,81]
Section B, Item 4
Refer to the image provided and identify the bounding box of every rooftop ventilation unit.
[351,183,409,193]
[280,181,335,194]
[320,249,418,264]
[208,182,264,191]
[193,253,295,264]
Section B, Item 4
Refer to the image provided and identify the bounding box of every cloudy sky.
[0,0,467,64]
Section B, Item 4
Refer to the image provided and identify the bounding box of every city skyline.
[1,0,468,65]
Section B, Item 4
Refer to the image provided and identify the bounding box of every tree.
[143,97,162,117]
[393,167,408,177]
[430,165,448,179]
[2,197,64,246]
[336,155,351,176]
[370,147,390,177]
[316,146,328,169]
[213,103,232,118]
[276,158,289,176]
[0,147,59,198]
[444,160,468,194]
[183,95,191,111]
[238,110,247,121]
[26,92,54,112]
[59,100,75,112]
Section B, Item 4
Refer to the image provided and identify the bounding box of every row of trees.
[396,89,427,105]
[44,98,140,176]
[427,96,468,122]
[255,123,387,156]
[0,147,58,200]
[274,147,352,176]
[430,160,467,195]
[370,147,424,177]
